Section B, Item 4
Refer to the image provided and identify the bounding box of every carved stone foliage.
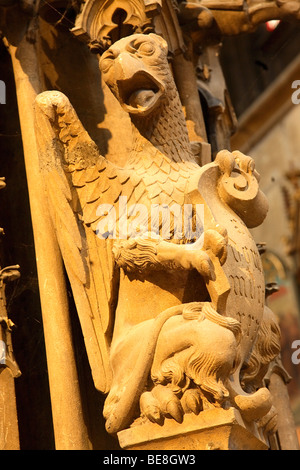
[34,32,281,448]
[71,0,187,56]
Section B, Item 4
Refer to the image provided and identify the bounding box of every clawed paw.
[203,228,228,265]
[140,385,203,425]
[140,385,183,424]
[181,388,203,415]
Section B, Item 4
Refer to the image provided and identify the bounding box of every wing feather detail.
[34,88,192,393]
[34,90,129,393]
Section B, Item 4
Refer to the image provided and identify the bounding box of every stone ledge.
[118,407,269,450]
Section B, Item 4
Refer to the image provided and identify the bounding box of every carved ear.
[149,33,168,55]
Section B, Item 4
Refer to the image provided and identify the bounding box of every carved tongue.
[128,89,156,108]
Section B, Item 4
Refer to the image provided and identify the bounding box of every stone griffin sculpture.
[34,32,281,441]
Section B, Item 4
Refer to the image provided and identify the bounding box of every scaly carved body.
[192,159,266,362]
[223,215,265,352]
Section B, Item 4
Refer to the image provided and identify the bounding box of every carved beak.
[114,53,165,116]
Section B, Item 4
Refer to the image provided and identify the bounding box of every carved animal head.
[99,33,170,117]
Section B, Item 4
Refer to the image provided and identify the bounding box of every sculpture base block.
[117,408,269,450]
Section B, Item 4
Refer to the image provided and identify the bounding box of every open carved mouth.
[117,71,164,116]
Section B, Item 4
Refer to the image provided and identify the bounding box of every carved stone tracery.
[72,0,163,52]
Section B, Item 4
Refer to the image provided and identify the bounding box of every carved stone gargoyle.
[34,32,281,443]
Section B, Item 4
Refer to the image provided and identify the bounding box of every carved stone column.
[3,10,91,450]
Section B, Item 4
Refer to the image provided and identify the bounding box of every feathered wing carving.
[34,90,131,393]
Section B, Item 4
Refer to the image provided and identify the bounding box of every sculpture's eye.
[137,41,156,55]
[128,40,156,56]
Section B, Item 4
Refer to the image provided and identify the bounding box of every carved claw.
[181,388,203,415]
[152,385,184,423]
[140,391,163,424]
[140,385,184,424]
[178,226,228,277]
[179,249,215,279]
[203,228,228,265]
